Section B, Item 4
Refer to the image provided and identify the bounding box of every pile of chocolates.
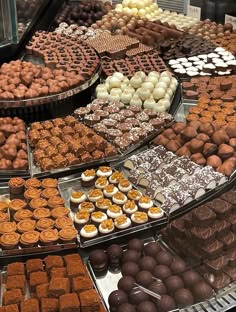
[211,32,236,56]
[153,121,236,176]
[74,99,173,151]
[0,117,28,170]
[163,190,236,289]
[124,146,226,214]
[29,115,117,172]
[0,177,77,250]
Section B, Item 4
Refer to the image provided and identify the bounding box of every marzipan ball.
[225,124,236,138]
[196,133,210,142]
[128,238,144,253]
[123,250,141,263]
[174,288,194,308]
[153,265,172,280]
[176,146,191,157]
[121,261,139,277]
[136,270,153,286]
[172,122,187,134]
[156,294,176,312]
[211,130,229,145]
[156,251,173,266]
[182,270,202,288]
[190,153,206,166]
[207,155,222,169]
[188,120,201,130]
[180,126,197,141]
[175,134,185,145]
[164,275,184,294]
[162,128,176,140]
[137,301,157,312]
[170,259,187,274]
[189,139,204,153]
[108,290,128,309]
[165,140,181,152]
[148,281,167,295]
[139,256,156,272]
[217,158,236,176]
[118,276,135,294]
[198,123,214,136]
[129,288,150,304]
[89,249,108,271]
[229,138,236,149]
[106,244,123,265]
[117,303,136,312]
[144,242,162,257]
[218,144,234,159]
[192,282,213,301]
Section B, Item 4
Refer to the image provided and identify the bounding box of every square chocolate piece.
[36,283,49,300]
[67,263,86,279]
[26,259,44,275]
[3,289,23,305]
[72,277,93,294]
[44,256,64,272]
[219,231,236,250]
[41,298,59,312]
[0,304,19,312]
[7,262,25,276]
[20,298,40,312]
[50,267,67,279]
[79,289,100,312]
[221,191,236,209]
[64,254,82,266]
[49,278,70,298]
[207,198,232,219]
[30,272,48,292]
[191,205,216,227]
[6,275,26,294]
[59,293,80,312]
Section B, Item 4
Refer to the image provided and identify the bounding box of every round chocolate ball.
[128,238,144,253]
[164,276,184,294]
[106,244,123,266]
[136,270,153,286]
[123,250,141,263]
[137,301,157,312]
[170,259,187,275]
[121,262,139,277]
[108,290,128,310]
[182,270,202,289]
[89,249,108,271]
[174,288,194,308]
[117,303,136,312]
[153,265,172,280]
[156,294,176,312]
[139,256,156,272]
[148,281,167,295]
[192,282,213,301]
[118,276,135,294]
[156,251,173,266]
[129,288,149,304]
[144,242,162,257]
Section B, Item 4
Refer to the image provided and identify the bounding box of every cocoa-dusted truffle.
[144,242,162,257]
[156,251,173,266]
[164,275,184,294]
[153,265,172,280]
[121,262,139,277]
[139,256,156,272]
[89,249,108,272]
[108,290,128,311]
[136,270,153,287]
[192,282,213,301]
[174,288,194,308]
[182,270,202,288]
[106,244,123,266]
[127,238,144,253]
[122,250,141,263]
[129,288,150,304]
[137,300,157,312]
[118,276,135,294]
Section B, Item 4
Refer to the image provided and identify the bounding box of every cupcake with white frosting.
[131,211,148,226]
[79,202,95,213]
[99,219,115,236]
[81,169,96,187]
[70,191,87,211]
[148,207,164,221]
[109,171,124,184]
[74,211,90,230]
[107,205,123,219]
[103,184,118,198]
[123,200,138,215]
[112,192,128,205]
[87,189,103,202]
[114,214,132,231]
[138,196,154,211]
[118,179,132,193]
[91,211,107,227]
[97,166,113,177]
[95,198,112,212]
[95,177,109,189]
[80,224,98,242]
[127,189,142,202]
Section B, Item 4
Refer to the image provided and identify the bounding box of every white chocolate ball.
[155,81,168,90]
[138,87,151,101]
[153,87,166,100]
[109,77,121,88]
[141,81,154,92]
[110,88,122,96]
[108,94,120,102]
[97,91,109,100]
[143,97,156,109]
[158,98,171,109]
[124,86,135,96]
[130,76,143,88]
[130,94,143,107]
[113,72,124,80]
[120,91,132,104]
[135,71,146,82]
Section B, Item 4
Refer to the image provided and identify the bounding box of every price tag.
[187,5,201,20]
[225,14,236,29]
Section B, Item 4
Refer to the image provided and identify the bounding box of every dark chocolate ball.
[144,242,162,257]
[192,282,213,301]
[164,276,184,294]
[89,249,108,271]
[118,276,135,294]
[156,294,177,312]
[128,238,144,252]
[123,250,141,263]
[136,270,153,286]
[156,251,173,266]
[182,270,202,288]
[121,262,139,277]
[170,259,187,274]
[153,265,172,280]
[139,256,156,272]
[129,288,150,304]
[137,301,157,312]
[174,288,194,308]
[148,281,167,295]
[117,303,136,312]
[108,290,128,308]
[106,244,123,265]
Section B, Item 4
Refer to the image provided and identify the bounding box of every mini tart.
[24,188,41,202]
[29,198,48,210]
[109,171,124,184]
[103,184,118,198]
[95,177,109,189]
[17,219,36,233]
[51,207,70,219]
[0,212,9,223]
[91,211,107,226]
[33,208,51,220]
[114,214,132,230]
[112,192,128,205]
[99,219,114,235]
[14,209,33,222]
[9,199,27,213]
[123,200,138,215]
[0,232,20,249]
[127,189,142,201]
[41,188,59,199]
[138,196,154,210]
[74,211,90,230]
[70,191,87,211]
[8,177,25,194]
[0,221,17,234]
[41,178,58,188]
[81,169,96,187]
[25,178,41,189]
[20,230,40,247]
[55,216,73,229]
[79,202,95,213]
[96,166,113,177]
[96,198,112,211]
[40,228,59,245]
[36,218,55,231]
[59,226,78,243]
[48,196,65,208]
[118,179,132,193]
[131,211,148,225]
[107,205,123,219]
[148,207,164,220]
[87,189,103,202]
[80,224,98,241]
[0,201,9,212]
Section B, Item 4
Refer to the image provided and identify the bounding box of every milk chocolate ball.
[139,256,156,272]
[106,244,123,266]
[108,290,128,310]
[89,249,108,272]
[117,303,136,312]
[174,288,194,308]
[118,276,135,294]
[148,281,167,295]
[156,294,176,312]
[121,262,139,277]
[170,259,187,274]
[137,301,157,312]
[182,270,202,289]
[128,238,144,253]
[144,242,162,257]
[129,288,150,304]
[123,250,141,263]
[164,276,184,294]
[153,265,172,280]
[156,251,173,266]
[192,282,213,301]
[136,270,153,286]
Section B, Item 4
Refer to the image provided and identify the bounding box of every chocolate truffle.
[164,276,184,294]
[182,270,202,288]
[106,244,123,266]
[144,242,162,257]
[118,276,135,294]
[192,282,213,301]
[170,259,187,274]
[137,301,157,312]
[153,265,172,280]
[139,256,156,272]
[127,238,144,253]
[156,294,176,312]
[129,288,150,304]
[122,250,141,263]
[117,303,136,312]
[174,288,194,308]
[148,281,167,295]
[156,251,173,266]
[89,249,108,272]
[121,262,140,277]
[136,270,153,286]
[108,290,128,310]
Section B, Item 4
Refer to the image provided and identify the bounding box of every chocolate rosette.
[48,196,65,208]
[0,201,9,212]
[41,188,59,199]
[55,216,73,229]
[25,178,41,189]
[33,208,51,220]
[24,188,41,200]
[0,232,20,249]
[29,198,48,210]
[41,178,58,189]
[9,199,27,212]
[0,212,9,222]
[20,230,40,246]
[0,221,17,234]
[58,226,78,242]
[14,209,33,221]
[39,229,58,244]
[36,218,55,231]
[51,207,70,219]
[8,177,25,188]
[17,219,36,233]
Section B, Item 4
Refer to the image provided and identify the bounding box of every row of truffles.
[95,71,178,111]
[163,190,236,290]
[29,116,117,172]
[124,145,226,214]
[74,99,173,152]
[0,117,28,170]
[0,254,105,312]
[68,167,165,243]
[102,51,168,78]
[153,121,236,176]
[54,0,112,28]
[168,48,236,78]
[0,177,77,249]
